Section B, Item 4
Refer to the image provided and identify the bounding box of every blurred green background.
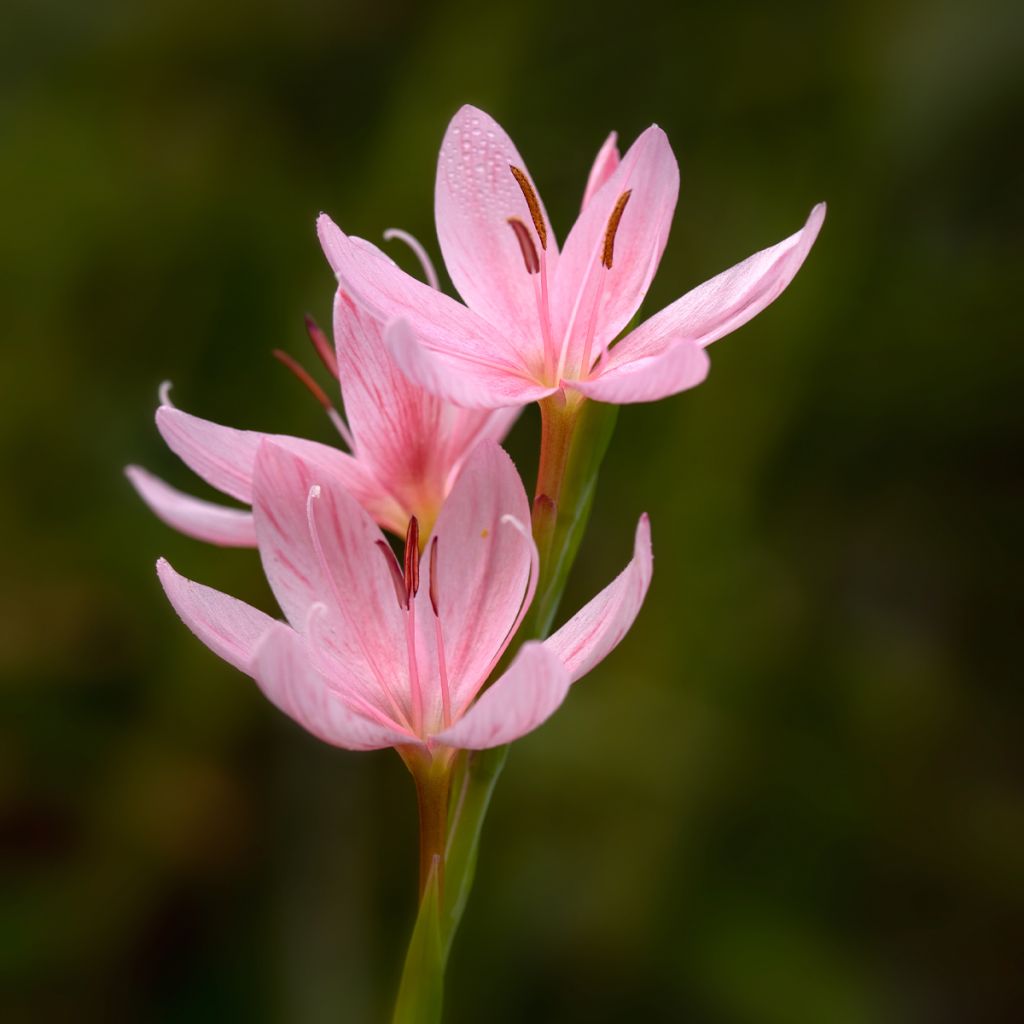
[2,0,1021,1020]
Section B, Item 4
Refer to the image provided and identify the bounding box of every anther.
[428,537,440,616]
[509,165,547,250]
[403,517,420,602]
[304,314,339,379]
[273,349,334,410]
[507,217,540,274]
[376,540,408,609]
[601,190,632,270]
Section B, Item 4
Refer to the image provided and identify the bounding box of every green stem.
[440,396,618,956]
[394,395,619,1015]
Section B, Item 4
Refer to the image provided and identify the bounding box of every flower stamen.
[509,165,547,250]
[428,537,452,729]
[274,347,355,449]
[507,217,540,274]
[601,189,632,269]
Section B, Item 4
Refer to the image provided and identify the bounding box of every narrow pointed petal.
[581,132,620,211]
[155,405,398,526]
[318,216,537,386]
[433,642,570,749]
[156,558,277,673]
[251,441,407,690]
[385,319,556,410]
[436,105,559,345]
[610,203,827,364]
[332,290,445,506]
[252,622,413,750]
[544,514,653,683]
[127,466,257,547]
[427,441,534,710]
[553,126,679,361]
[569,340,710,404]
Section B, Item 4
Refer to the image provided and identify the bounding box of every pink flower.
[317,104,825,408]
[156,442,652,752]
[127,283,517,546]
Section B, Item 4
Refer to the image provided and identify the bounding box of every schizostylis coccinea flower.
[317,104,825,408]
[156,441,652,754]
[127,272,515,545]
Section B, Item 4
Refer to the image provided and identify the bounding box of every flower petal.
[127,465,257,546]
[610,203,827,363]
[432,642,570,749]
[385,319,556,409]
[436,104,557,349]
[426,441,534,711]
[252,622,414,750]
[156,557,277,673]
[155,405,396,523]
[318,216,535,387]
[552,126,679,370]
[251,440,408,697]
[581,131,620,211]
[568,340,710,405]
[544,514,653,683]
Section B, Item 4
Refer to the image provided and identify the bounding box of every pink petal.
[610,203,827,364]
[251,441,407,691]
[252,622,414,750]
[581,131,620,211]
[127,465,257,547]
[432,642,570,749]
[552,126,679,371]
[155,405,397,525]
[568,340,710,405]
[436,104,558,348]
[318,216,536,388]
[426,441,535,711]
[385,319,557,409]
[156,557,277,673]
[544,514,653,683]
[332,291,446,507]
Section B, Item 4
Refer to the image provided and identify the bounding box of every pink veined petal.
[156,557,277,674]
[436,104,558,350]
[610,203,827,364]
[252,622,415,751]
[318,216,535,383]
[332,289,446,514]
[544,514,653,683]
[432,642,571,749]
[251,440,408,691]
[426,441,534,711]
[552,126,680,372]
[155,405,400,528]
[581,131,620,211]
[384,319,557,410]
[568,340,710,405]
[127,465,257,547]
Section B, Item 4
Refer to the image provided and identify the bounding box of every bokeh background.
[2,0,1021,1020]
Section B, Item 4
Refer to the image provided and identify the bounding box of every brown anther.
[428,537,440,617]
[601,190,632,269]
[273,349,333,409]
[507,217,540,274]
[376,540,408,609]
[304,314,339,379]
[403,517,420,601]
[509,165,547,250]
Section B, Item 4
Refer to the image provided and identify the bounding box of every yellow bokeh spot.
[480,528,489,538]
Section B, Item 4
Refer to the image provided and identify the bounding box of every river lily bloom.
[156,441,652,754]
[317,104,825,408]
[127,285,516,545]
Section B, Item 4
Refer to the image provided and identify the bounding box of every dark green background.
[2,0,1021,1020]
